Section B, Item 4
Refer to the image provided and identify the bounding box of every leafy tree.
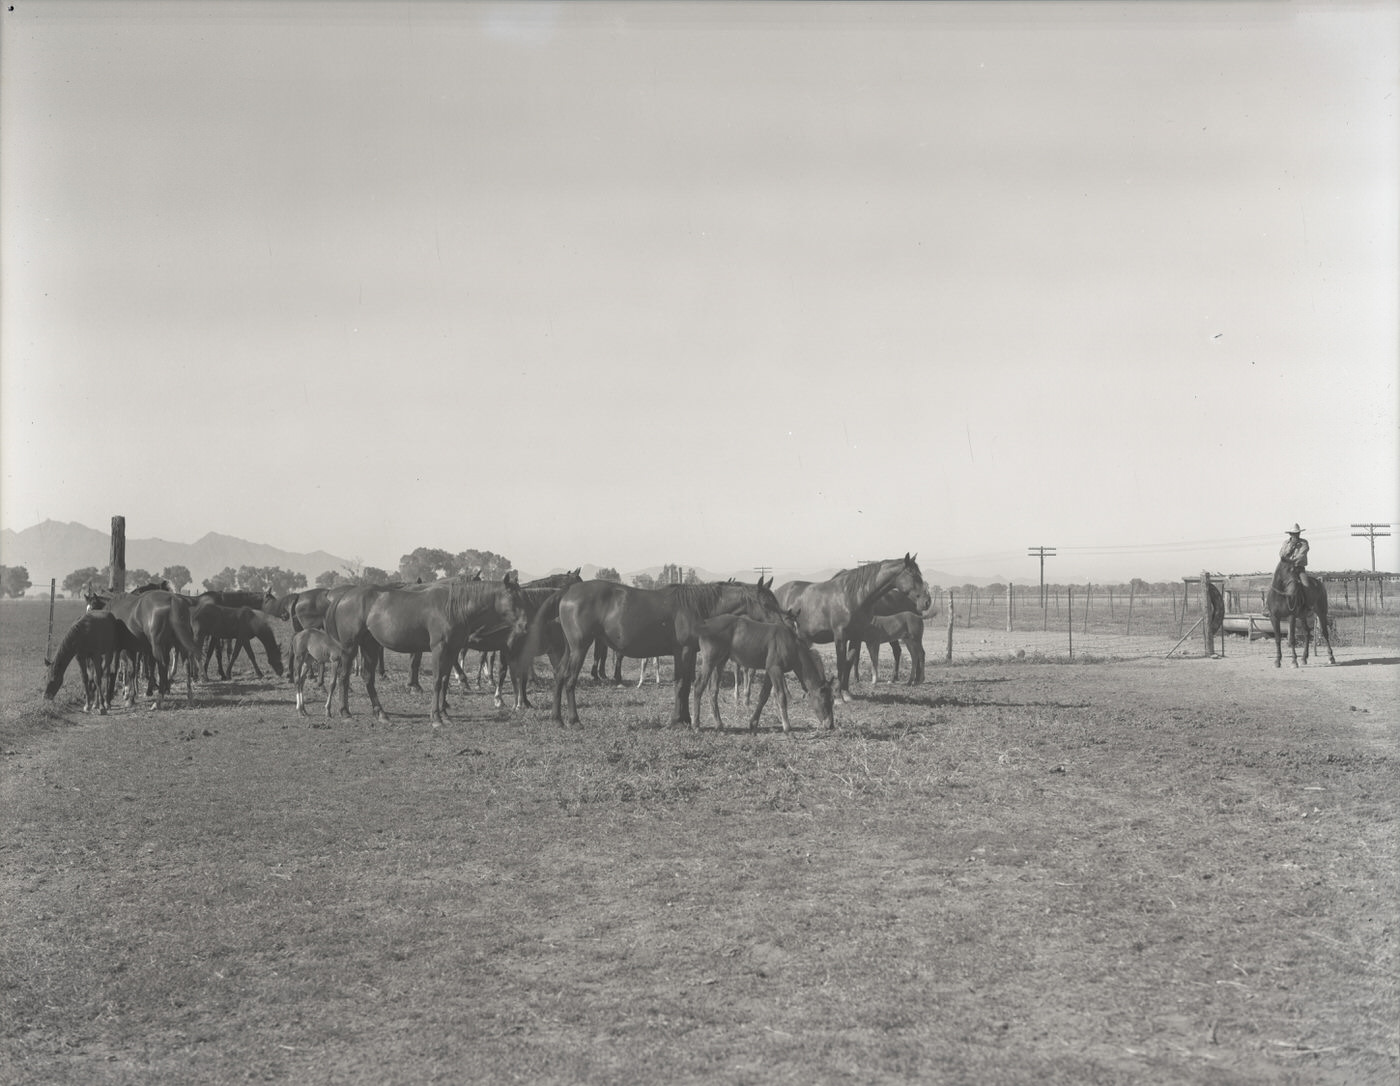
[360,566,392,586]
[315,570,343,589]
[0,565,32,598]
[161,565,192,593]
[399,547,458,583]
[126,568,155,588]
[234,566,270,594]
[455,549,512,580]
[264,568,308,597]
[595,567,621,583]
[203,567,237,592]
[63,566,102,598]
[631,573,657,590]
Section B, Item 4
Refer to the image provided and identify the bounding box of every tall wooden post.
[1199,571,1213,656]
[1006,582,1013,633]
[1125,580,1136,636]
[44,578,57,664]
[1067,585,1074,660]
[945,590,955,663]
[109,516,126,594]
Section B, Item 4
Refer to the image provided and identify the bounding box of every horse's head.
[84,591,109,612]
[894,553,932,613]
[746,575,786,623]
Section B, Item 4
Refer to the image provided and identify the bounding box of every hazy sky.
[3,0,1396,581]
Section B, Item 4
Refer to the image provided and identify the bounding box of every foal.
[694,614,835,734]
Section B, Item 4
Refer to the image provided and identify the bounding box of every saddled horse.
[324,573,531,725]
[1265,560,1335,668]
[694,614,834,734]
[101,590,200,708]
[851,611,926,685]
[778,555,930,701]
[531,577,785,727]
[44,612,140,714]
[290,628,343,719]
[189,600,285,680]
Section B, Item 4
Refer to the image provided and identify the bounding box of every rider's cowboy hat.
[1286,524,1305,534]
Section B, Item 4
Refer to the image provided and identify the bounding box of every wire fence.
[927,579,1397,662]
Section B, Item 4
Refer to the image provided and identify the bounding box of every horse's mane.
[835,560,895,600]
[664,581,734,614]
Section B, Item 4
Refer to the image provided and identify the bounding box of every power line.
[1351,523,1392,571]
[1027,546,1055,625]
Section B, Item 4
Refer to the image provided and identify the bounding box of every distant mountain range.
[0,520,1005,597]
[0,520,348,593]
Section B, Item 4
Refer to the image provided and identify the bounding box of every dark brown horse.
[694,614,834,734]
[1265,560,1335,668]
[531,577,785,727]
[44,612,140,714]
[778,555,930,701]
[324,573,531,725]
[103,590,200,708]
[848,587,932,684]
[851,611,926,684]
[189,600,285,680]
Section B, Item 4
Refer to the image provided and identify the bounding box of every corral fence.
[927,572,1397,663]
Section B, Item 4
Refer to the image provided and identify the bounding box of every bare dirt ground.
[2,600,1396,1085]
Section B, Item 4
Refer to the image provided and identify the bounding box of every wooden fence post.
[1006,582,1013,632]
[44,578,56,664]
[109,515,126,594]
[1125,580,1135,636]
[1199,571,1214,656]
[1068,585,1074,660]
[945,590,955,663]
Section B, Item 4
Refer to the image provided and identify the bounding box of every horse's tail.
[520,586,566,665]
[168,597,201,663]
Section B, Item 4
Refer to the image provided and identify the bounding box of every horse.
[290,628,343,719]
[189,600,285,680]
[847,587,931,684]
[529,577,785,727]
[1265,560,1336,668]
[778,555,930,701]
[693,614,834,734]
[102,590,200,708]
[324,573,531,725]
[44,612,140,714]
[850,611,926,685]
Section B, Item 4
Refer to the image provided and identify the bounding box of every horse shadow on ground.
[853,689,1091,712]
[1335,656,1399,667]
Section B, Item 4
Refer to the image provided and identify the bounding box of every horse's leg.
[324,658,339,718]
[692,653,713,731]
[295,657,310,717]
[1288,615,1299,668]
[1319,608,1338,665]
[749,673,774,731]
[559,641,589,728]
[866,640,881,684]
[363,642,388,722]
[407,651,423,693]
[612,651,624,685]
[430,643,453,726]
[238,636,264,679]
[908,639,924,684]
[833,636,854,702]
[891,640,905,683]
[772,665,793,733]
[673,647,696,726]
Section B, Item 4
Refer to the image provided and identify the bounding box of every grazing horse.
[531,577,785,727]
[44,612,138,714]
[324,573,531,725]
[190,600,285,680]
[291,628,343,718]
[1265,561,1336,668]
[778,555,930,701]
[694,614,834,734]
[102,590,199,708]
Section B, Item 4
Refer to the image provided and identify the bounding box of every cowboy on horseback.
[1279,524,1311,608]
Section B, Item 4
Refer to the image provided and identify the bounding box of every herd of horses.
[43,552,1333,732]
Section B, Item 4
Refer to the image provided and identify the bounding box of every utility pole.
[1351,523,1391,571]
[1028,546,1056,616]
[753,566,772,582]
